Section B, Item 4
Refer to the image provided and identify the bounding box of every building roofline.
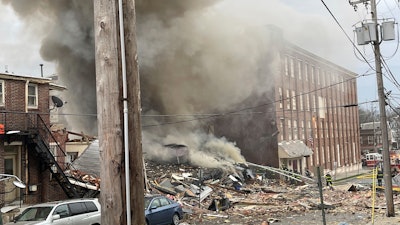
[0,73,52,84]
[284,42,358,77]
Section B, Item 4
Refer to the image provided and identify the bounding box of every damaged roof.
[70,140,100,177]
[278,140,313,158]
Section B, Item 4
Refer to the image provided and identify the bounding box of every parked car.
[144,195,183,225]
[5,198,101,225]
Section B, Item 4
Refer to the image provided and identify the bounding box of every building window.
[368,136,374,145]
[0,80,4,106]
[311,66,315,83]
[292,91,296,110]
[298,60,302,80]
[279,87,283,109]
[286,89,290,110]
[306,94,310,111]
[341,77,345,92]
[305,63,309,81]
[312,95,316,112]
[320,121,324,138]
[285,56,289,76]
[299,93,304,111]
[28,83,38,108]
[290,58,295,78]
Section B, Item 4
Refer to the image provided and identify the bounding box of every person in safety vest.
[325,173,333,190]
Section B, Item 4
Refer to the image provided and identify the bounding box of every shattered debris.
[65,157,400,224]
[140,161,400,224]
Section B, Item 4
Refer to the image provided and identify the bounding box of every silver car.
[5,198,101,225]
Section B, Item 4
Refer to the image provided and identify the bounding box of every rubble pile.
[65,159,400,224]
[144,161,400,224]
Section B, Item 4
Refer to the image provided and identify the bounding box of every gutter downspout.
[25,80,29,113]
[118,1,131,224]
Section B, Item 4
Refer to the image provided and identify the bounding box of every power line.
[142,70,373,128]
[319,0,376,70]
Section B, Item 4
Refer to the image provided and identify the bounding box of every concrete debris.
[68,160,400,224]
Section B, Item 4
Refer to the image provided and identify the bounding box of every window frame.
[27,83,38,109]
[0,80,4,106]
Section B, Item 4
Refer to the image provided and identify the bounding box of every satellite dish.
[51,96,64,108]
[12,180,26,189]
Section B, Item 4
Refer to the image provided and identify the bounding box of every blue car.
[145,195,183,225]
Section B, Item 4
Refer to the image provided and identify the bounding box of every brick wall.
[0,76,65,205]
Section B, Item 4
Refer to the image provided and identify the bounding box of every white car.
[5,198,101,225]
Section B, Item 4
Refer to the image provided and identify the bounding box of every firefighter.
[325,173,333,190]
[377,169,384,186]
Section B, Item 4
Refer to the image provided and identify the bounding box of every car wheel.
[172,213,180,225]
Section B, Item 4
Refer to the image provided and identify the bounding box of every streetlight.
[0,174,26,189]
[0,174,26,209]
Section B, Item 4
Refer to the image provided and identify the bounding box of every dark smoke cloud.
[1,0,279,167]
[2,0,96,134]
[136,0,279,166]
[3,0,353,167]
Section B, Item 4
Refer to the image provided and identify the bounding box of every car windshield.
[144,197,152,209]
[16,206,54,221]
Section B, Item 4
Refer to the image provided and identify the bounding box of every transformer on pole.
[350,0,396,217]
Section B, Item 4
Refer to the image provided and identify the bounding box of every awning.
[278,140,313,159]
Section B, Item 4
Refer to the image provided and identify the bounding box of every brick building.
[213,37,360,177]
[277,43,360,176]
[0,73,86,207]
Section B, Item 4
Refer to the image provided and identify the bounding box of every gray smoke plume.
[2,0,355,168]
[2,0,96,134]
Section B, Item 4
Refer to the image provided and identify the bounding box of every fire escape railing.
[0,111,83,198]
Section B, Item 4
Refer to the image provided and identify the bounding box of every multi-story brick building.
[213,36,360,177]
[276,43,360,176]
[0,73,91,207]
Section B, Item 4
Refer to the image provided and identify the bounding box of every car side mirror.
[150,205,158,210]
[51,214,61,222]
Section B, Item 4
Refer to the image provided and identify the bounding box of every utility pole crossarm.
[349,0,369,6]
[349,0,395,217]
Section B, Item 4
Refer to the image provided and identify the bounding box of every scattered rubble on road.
[143,161,400,224]
[65,156,400,224]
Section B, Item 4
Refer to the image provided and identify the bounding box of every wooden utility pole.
[349,0,395,216]
[370,0,395,216]
[121,0,145,224]
[94,0,145,224]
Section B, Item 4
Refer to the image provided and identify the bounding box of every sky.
[0,0,399,110]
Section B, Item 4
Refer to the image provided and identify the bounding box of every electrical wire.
[319,0,376,71]
[141,70,374,128]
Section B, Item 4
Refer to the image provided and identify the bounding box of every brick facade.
[275,43,360,173]
[0,73,67,206]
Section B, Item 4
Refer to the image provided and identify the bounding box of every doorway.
[4,146,21,204]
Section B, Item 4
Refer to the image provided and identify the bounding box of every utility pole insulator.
[350,0,395,217]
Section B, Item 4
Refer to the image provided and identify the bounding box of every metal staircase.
[28,133,81,198]
[25,114,94,199]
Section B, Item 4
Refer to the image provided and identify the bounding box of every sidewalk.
[333,167,372,183]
